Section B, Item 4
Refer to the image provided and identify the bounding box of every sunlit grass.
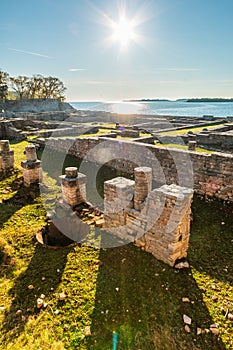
[160,123,227,136]
[155,142,214,153]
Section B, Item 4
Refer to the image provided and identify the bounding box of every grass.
[160,123,227,136]
[155,142,214,153]
[0,141,232,349]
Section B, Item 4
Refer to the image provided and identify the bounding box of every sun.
[96,3,149,52]
[112,16,136,48]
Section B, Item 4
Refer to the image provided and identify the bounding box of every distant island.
[187,98,233,102]
[124,99,171,102]
[124,98,233,103]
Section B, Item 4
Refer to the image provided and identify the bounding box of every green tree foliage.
[40,76,66,100]
[0,70,66,101]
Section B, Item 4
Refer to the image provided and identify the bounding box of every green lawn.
[160,123,227,136]
[0,141,232,349]
[155,142,214,153]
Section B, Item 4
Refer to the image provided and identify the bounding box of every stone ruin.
[103,167,193,266]
[0,141,193,266]
[46,165,193,266]
[21,145,42,186]
[0,140,14,174]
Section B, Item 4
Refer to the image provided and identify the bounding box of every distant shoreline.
[125,98,233,103]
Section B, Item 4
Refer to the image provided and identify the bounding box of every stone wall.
[40,136,233,201]
[103,169,193,266]
[195,132,233,148]
[0,120,26,140]
[1,99,75,113]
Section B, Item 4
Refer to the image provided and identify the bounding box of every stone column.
[188,141,197,151]
[21,145,42,186]
[0,140,14,173]
[134,167,152,210]
[142,184,193,266]
[104,177,135,227]
[59,167,87,207]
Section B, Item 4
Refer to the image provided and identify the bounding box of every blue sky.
[1,0,233,101]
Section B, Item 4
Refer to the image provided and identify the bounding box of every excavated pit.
[36,201,104,248]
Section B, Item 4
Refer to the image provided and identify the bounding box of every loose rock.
[182,297,190,303]
[37,298,43,309]
[183,314,192,325]
[175,261,190,269]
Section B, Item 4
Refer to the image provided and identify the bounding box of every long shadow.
[87,244,226,350]
[189,195,233,285]
[1,243,71,342]
[0,176,38,230]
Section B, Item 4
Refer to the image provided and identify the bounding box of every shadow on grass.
[86,244,226,350]
[0,177,38,230]
[1,244,71,342]
[189,195,233,285]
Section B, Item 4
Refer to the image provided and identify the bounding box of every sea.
[70,100,233,118]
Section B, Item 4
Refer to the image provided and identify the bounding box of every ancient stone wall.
[0,121,26,140]
[41,136,233,201]
[103,168,193,266]
[1,99,75,113]
[195,132,233,148]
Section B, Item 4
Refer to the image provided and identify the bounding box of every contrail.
[69,68,87,72]
[8,47,51,58]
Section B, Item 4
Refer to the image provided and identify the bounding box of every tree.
[41,76,66,100]
[0,70,9,103]
[26,74,44,99]
[10,75,30,100]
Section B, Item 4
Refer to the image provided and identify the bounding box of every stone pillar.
[134,167,152,210]
[142,184,193,266]
[21,145,42,186]
[59,167,87,207]
[0,140,14,173]
[104,177,135,227]
[188,133,197,141]
[188,141,197,151]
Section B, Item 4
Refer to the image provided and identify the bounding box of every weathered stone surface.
[103,168,193,266]
[0,140,14,173]
[188,140,197,151]
[21,145,42,186]
[59,168,87,207]
[104,177,135,227]
[42,137,233,201]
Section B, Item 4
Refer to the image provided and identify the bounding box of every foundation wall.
[42,137,233,201]
[103,170,193,266]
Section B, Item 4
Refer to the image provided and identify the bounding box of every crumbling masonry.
[59,166,193,266]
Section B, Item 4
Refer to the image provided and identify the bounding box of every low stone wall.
[40,136,233,201]
[104,172,193,266]
[196,132,233,148]
[1,99,75,113]
[0,120,26,140]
